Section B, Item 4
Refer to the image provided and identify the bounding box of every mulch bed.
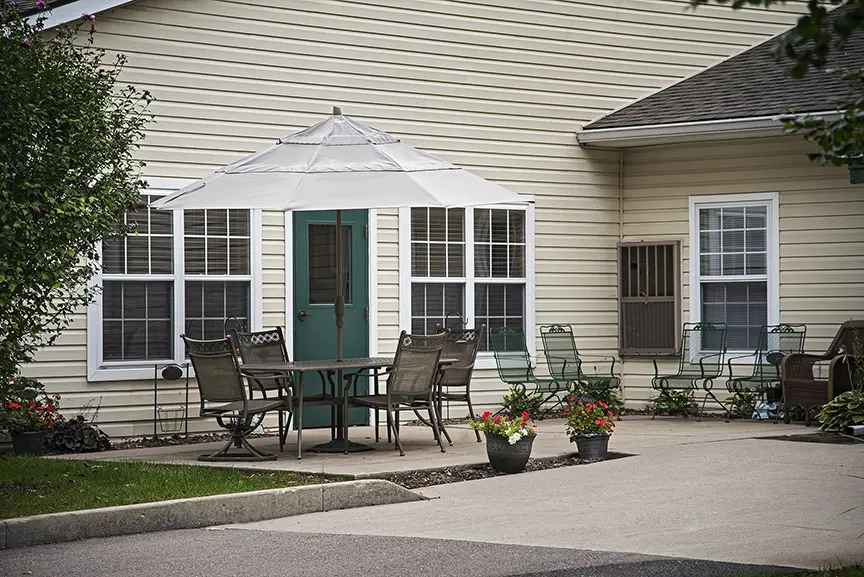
[373,452,630,489]
[111,432,277,451]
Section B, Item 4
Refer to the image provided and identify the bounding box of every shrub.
[501,386,546,419]
[45,415,112,453]
[648,389,697,415]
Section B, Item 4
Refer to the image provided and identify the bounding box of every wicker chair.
[780,320,862,426]
[651,323,727,421]
[182,335,290,461]
[491,327,565,416]
[230,327,296,451]
[345,331,447,456]
[725,324,806,421]
[436,325,485,442]
[540,324,620,397]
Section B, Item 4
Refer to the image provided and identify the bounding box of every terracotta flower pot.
[484,432,535,473]
[12,430,47,456]
[574,434,609,462]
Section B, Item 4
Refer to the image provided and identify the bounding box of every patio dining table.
[241,356,456,459]
[241,357,393,459]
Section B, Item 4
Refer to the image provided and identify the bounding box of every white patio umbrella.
[152,107,530,360]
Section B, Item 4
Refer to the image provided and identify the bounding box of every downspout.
[618,149,624,242]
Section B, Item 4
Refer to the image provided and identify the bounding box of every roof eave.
[575,112,840,149]
[27,0,136,29]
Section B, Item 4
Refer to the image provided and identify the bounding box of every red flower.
[492,416,501,424]
[521,411,530,420]
[595,419,603,425]
[598,401,608,409]
[29,401,37,410]
[481,411,491,421]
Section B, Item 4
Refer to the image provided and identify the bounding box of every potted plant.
[563,395,616,461]
[469,411,537,473]
[1,377,61,455]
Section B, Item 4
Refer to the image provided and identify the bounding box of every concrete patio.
[50,416,842,477]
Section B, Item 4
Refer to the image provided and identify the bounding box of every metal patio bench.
[651,323,727,421]
[725,324,806,421]
[491,327,566,417]
[540,324,620,398]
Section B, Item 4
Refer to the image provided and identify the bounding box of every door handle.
[297,309,311,321]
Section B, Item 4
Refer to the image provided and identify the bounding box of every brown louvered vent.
[618,241,680,355]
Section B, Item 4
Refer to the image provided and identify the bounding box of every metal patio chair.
[540,324,620,397]
[781,320,862,426]
[345,331,447,456]
[491,327,565,416]
[436,325,485,442]
[651,323,727,421]
[725,324,806,421]
[182,335,290,461]
[230,327,295,450]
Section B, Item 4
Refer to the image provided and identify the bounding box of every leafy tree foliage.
[0,3,152,379]
[690,0,864,165]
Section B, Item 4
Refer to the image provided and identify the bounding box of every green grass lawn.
[0,456,346,520]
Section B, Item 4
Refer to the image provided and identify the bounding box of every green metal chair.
[651,323,727,421]
[491,327,565,416]
[540,324,620,396]
[725,324,806,421]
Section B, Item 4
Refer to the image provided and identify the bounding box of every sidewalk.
[228,417,864,570]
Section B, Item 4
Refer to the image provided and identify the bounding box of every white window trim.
[688,192,780,359]
[398,201,537,370]
[87,177,263,382]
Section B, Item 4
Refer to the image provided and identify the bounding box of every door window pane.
[102,281,173,360]
[308,224,351,304]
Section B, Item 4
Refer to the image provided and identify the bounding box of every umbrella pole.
[335,209,344,361]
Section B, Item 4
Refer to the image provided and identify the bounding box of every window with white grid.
[690,194,778,352]
[91,183,259,380]
[404,205,533,354]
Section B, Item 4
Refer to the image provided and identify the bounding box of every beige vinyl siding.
[619,136,864,409]
[26,0,803,435]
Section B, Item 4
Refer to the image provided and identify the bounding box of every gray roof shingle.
[584,6,863,130]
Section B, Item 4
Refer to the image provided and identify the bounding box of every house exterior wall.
[24,0,804,436]
[620,135,864,408]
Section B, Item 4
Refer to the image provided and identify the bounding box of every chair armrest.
[697,352,724,377]
[781,353,825,382]
[579,356,617,377]
[726,353,758,379]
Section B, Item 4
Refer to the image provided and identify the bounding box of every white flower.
[508,432,522,445]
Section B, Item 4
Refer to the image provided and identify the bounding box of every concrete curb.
[0,479,426,550]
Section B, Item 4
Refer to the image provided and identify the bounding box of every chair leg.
[388,406,404,456]
[278,410,284,451]
[465,394,482,442]
[199,426,276,462]
[429,403,446,453]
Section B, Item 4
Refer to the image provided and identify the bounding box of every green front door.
[293,210,369,429]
